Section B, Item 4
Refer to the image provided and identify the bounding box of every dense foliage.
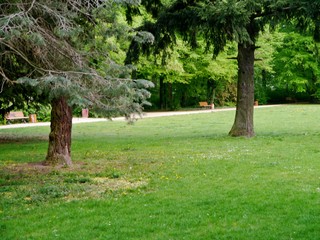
[1,1,320,116]
[124,0,320,109]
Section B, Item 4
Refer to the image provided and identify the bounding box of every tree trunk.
[45,97,73,166]
[168,82,173,110]
[207,79,216,105]
[229,43,255,137]
[159,75,165,109]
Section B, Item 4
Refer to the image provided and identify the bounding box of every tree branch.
[252,5,298,19]
[0,67,10,93]
[26,0,36,13]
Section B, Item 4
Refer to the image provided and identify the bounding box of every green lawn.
[1,105,320,239]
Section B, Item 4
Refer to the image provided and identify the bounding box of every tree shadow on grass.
[0,134,48,144]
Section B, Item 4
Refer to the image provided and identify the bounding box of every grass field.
[1,105,320,239]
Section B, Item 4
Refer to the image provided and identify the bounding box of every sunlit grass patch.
[1,104,320,239]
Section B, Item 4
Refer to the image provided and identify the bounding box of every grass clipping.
[1,162,148,204]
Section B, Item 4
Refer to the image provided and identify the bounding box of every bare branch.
[26,0,36,13]
[0,67,10,93]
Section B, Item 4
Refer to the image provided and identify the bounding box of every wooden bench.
[5,111,29,124]
[199,102,214,109]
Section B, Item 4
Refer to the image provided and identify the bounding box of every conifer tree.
[0,0,153,165]
[127,0,320,137]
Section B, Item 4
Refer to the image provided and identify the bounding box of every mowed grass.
[1,105,320,239]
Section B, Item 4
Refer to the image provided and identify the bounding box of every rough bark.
[45,97,73,166]
[207,79,216,105]
[229,43,255,137]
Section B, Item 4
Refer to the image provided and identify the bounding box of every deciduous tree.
[272,32,320,101]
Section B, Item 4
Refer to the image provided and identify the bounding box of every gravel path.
[0,105,278,129]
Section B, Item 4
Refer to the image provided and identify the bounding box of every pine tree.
[0,0,153,165]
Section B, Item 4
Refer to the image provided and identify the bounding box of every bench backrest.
[7,111,25,118]
[199,102,209,107]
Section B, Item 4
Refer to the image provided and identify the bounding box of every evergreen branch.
[252,5,298,20]
[1,39,91,79]
[0,67,10,93]
[0,80,5,94]
[26,0,36,14]
[1,41,46,75]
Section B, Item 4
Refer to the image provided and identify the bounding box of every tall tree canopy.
[0,0,153,165]
[126,0,320,137]
[272,32,320,100]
